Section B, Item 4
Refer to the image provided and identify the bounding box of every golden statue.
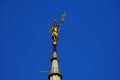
[49,13,66,46]
[49,21,59,42]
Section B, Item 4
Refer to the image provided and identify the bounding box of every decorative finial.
[49,13,66,49]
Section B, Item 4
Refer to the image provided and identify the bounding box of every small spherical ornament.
[53,41,57,46]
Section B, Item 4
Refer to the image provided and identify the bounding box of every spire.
[48,13,66,80]
[50,50,59,62]
[48,50,62,79]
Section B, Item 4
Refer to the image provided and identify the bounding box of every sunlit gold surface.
[51,26,58,42]
[52,41,57,46]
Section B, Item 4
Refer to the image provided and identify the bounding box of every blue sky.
[0,0,120,80]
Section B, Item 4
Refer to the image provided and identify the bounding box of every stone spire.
[48,50,62,80]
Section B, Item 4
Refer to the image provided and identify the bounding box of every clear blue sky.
[0,0,120,80]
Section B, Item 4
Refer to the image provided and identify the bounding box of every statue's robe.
[51,26,59,41]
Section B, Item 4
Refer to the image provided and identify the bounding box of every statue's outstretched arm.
[59,21,63,28]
